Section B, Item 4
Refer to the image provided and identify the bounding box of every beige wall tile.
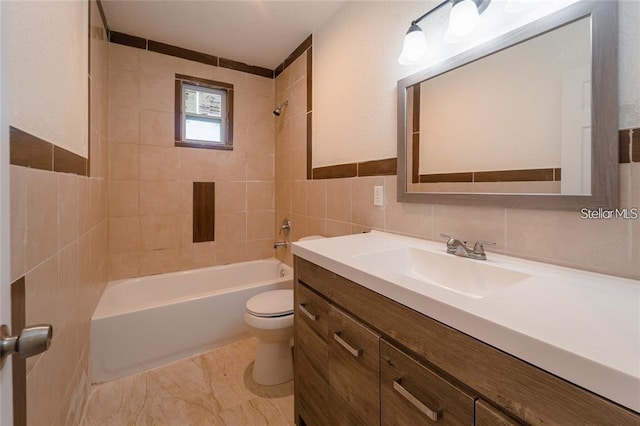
[276,149,291,184]
[26,168,59,270]
[139,181,181,215]
[290,214,307,243]
[107,44,276,280]
[215,242,247,265]
[291,147,307,182]
[25,255,60,335]
[109,105,139,145]
[306,217,327,237]
[216,182,246,213]
[351,177,384,229]
[109,252,141,280]
[215,151,247,182]
[290,181,306,216]
[140,109,174,146]
[506,208,631,277]
[179,243,217,271]
[139,73,174,113]
[109,180,139,217]
[276,181,292,217]
[247,182,274,211]
[275,117,292,154]
[139,248,180,277]
[179,147,217,182]
[306,180,326,219]
[289,54,307,86]
[58,242,80,328]
[110,143,139,180]
[290,78,306,118]
[275,68,291,99]
[327,178,352,222]
[384,176,433,239]
[246,239,275,261]
[291,114,307,150]
[108,216,141,254]
[247,211,276,240]
[140,215,180,251]
[10,165,26,281]
[247,72,273,96]
[109,43,139,72]
[78,178,90,235]
[434,204,506,251]
[246,151,274,181]
[109,69,139,108]
[58,173,79,249]
[139,145,179,180]
[216,212,247,244]
[327,220,352,237]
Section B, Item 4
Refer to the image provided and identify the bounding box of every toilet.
[245,289,294,385]
[245,235,325,385]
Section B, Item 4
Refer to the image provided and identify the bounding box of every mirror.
[397,1,618,210]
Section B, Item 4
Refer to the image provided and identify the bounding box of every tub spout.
[273,241,288,249]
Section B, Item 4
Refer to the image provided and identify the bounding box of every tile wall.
[275,54,640,281]
[9,1,110,423]
[108,44,276,280]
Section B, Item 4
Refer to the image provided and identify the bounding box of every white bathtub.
[90,258,293,383]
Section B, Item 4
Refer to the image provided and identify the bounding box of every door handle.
[0,324,53,368]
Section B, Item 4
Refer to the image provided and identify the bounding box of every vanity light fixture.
[398,0,492,65]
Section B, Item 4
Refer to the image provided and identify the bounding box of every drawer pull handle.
[298,304,317,321]
[333,332,363,357]
[393,379,442,421]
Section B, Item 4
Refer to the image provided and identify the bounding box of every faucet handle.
[440,233,455,242]
[472,240,495,255]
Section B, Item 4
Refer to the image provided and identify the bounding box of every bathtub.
[90,258,293,383]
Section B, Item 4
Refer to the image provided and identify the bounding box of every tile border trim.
[11,276,26,426]
[109,31,274,79]
[9,127,88,176]
[312,158,397,180]
[310,128,638,180]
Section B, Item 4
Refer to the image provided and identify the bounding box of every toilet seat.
[246,290,293,318]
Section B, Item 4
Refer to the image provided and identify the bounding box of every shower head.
[273,100,288,116]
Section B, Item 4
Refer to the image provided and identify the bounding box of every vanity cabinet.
[293,256,640,425]
[380,340,474,425]
[328,306,380,425]
[475,400,520,426]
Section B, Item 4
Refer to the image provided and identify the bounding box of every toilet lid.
[246,290,293,317]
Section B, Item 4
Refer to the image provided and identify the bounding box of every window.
[175,74,233,150]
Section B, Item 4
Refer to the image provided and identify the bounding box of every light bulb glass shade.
[398,24,427,65]
[448,0,480,37]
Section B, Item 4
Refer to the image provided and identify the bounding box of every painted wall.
[279,0,639,280]
[8,1,109,423]
[108,44,275,279]
[7,1,88,157]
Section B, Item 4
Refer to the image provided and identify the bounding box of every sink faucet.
[440,234,495,260]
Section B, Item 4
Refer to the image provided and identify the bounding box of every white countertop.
[292,231,640,412]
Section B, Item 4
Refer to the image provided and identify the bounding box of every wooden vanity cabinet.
[328,305,380,425]
[293,256,640,425]
[475,400,520,426]
[380,340,474,425]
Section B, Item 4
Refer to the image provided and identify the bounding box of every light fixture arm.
[408,0,491,27]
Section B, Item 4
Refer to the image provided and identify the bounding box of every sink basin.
[355,247,531,298]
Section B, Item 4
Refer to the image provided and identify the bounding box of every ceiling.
[100,0,346,70]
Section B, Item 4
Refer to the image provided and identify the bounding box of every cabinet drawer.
[295,309,328,381]
[295,282,329,340]
[381,340,475,425]
[295,350,329,426]
[475,400,521,426]
[329,305,380,425]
